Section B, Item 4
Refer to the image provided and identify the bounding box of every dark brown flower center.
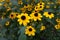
[40,3,42,5]
[34,13,38,17]
[11,14,13,17]
[40,6,42,8]
[21,16,26,20]
[25,4,27,6]
[29,28,32,31]
[48,12,51,15]
[16,14,18,16]
[35,11,37,12]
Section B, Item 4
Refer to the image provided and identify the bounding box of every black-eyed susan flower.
[5,21,10,26]
[3,3,8,7]
[17,13,30,26]
[32,10,39,13]
[27,4,33,11]
[20,7,26,12]
[56,18,60,23]
[34,5,44,11]
[55,23,60,29]
[36,2,45,11]
[25,26,36,36]
[37,2,45,6]
[34,6,39,11]
[38,5,44,11]
[0,0,5,2]
[15,13,19,17]
[40,25,46,31]
[1,16,5,20]
[9,12,16,19]
[5,0,10,2]
[30,12,42,21]
[43,12,54,19]
[0,3,2,6]
[56,0,60,4]
[7,7,11,11]
[18,0,23,5]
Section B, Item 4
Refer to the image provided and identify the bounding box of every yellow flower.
[37,2,45,6]
[17,13,30,26]
[56,0,60,4]
[32,10,39,13]
[7,7,11,11]
[55,23,60,29]
[18,1,23,5]
[25,26,36,36]
[43,12,54,19]
[15,13,19,17]
[38,5,44,11]
[36,2,45,11]
[34,6,39,11]
[20,7,26,12]
[1,16,5,20]
[3,3,8,7]
[40,26,46,31]
[5,0,10,2]
[0,3,2,6]
[9,12,16,19]
[56,18,60,23]
[27,4,33,11]
[0,0,5,2]
[24,4,33,11]
[35,2,44,11]
[5,21,10,26]
[30,12,42,21]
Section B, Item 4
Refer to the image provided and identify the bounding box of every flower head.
[55,23,60,29]
[25,26,36,36]
[17,13,30,26]
[30,12,42,21]
[56,18,60,23]
[43,12,54,19]
[5,21,10,26]
[40,26,46,31]
[9,12,16,19]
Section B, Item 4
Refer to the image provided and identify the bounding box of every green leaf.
[46,18,56,25]
[18,27,27,40]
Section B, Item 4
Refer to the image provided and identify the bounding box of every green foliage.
[0,0,60,40]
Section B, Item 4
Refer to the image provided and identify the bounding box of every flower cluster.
[0,0,60,40]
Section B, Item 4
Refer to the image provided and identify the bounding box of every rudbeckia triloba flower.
[17,13,30,26]
[37,2,45,6]
[25,26,36,36]
[0,0,5,2]
[56,18,60,23]
[36,2,45,11]
[34,6,39,11]
[40,25,46,31]
[15,13,19,17]
[0,3,2,6]
[55,23,60,29]
[43,12,54,19]
[30,12,42,21]
[5,21,10,26]
[5,0,10,2]
[9,12,16,19]
[18,0,23,5]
